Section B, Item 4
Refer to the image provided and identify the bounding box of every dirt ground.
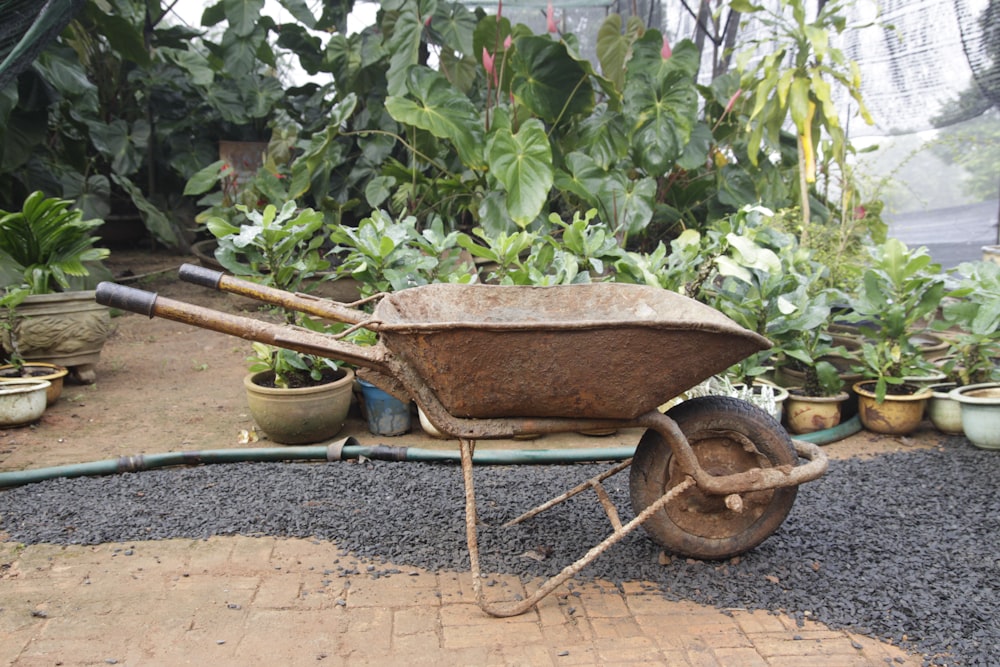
[0,248,949,474]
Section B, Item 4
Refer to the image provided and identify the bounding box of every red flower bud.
[725,89,742,114]
[546,2,557,33]
[661,36,672,59]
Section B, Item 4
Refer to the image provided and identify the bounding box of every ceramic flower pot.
[852,381,931,436]
[926,382,963,436]
[733,381,788,423]
[0,362,69,406]
[244,367,355,445]
[784,390,849,435]
[417,405,449,439]
[0,379,50,427]
[949,382,1000,450]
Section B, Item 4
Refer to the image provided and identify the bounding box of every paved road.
[886,199,999,269]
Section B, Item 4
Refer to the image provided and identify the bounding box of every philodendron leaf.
[385,0,427,97]
[223,0,266,38]
[510,36,595,124]
[596,14,645,94]
[486,119,553,228]
[386,67,485,169]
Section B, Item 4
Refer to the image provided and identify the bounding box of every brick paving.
[0,535,921,666]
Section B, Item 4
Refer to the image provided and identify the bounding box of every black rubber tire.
[629,395,798,560]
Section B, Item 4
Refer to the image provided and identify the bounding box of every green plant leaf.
[223,0,265,37]
[624,62,698,174]
[510,36,595,124]
[385,1,426,97]
[385,67,484,169]
[276,0,316,28]
[486,119,553,228]
[184,160,226,196]
[430,2,476,56]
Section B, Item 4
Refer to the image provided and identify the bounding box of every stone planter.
[0,379,50,427]
[949,382,1000,450]
[244,367,355,445]
[784,390,850,435]
[853,381,931,436]
[2,291,111,383]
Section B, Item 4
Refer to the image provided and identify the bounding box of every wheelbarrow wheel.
[629,396,797,560]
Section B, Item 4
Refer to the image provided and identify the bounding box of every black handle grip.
[95,282,158,318]
[178,263,224,289]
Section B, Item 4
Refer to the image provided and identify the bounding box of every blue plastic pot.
[357,379,411,436]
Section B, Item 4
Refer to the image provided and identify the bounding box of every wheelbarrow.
[95,265,828,617]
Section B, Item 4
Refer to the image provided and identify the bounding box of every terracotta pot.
[244,367,355,444]
[852,381,931,436]
[949,382,1000,450]
[926,382,963,435]
[0,362,69,405]
[784,390,849,434]
[0,379,50,427]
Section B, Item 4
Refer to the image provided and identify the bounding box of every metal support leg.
[458,434,695,618]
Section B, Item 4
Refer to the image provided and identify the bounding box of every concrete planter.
[3,291,111,383]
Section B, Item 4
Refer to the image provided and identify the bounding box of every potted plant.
[771,285,853,434]
[935,261,1000,447]
[705,206,809,420]
[205,201,354,445]
[0,192,113,383]
[0,286,71,406]
[846,239,944,435]
[329,210,477,436]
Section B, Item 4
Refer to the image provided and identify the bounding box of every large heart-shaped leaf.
[510,36,595,124]
[555,152,654,236]
[386,67,484,169]
[596,14,645,93]
[486,119,552,227]
[625,66,698,174]
[385,0,433,97]
[223,0,265,37]
[430,2,477,56]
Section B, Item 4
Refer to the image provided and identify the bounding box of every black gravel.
[1,436,997,666]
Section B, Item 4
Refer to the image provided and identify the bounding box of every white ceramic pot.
[926,383,963,435]
[949,382,1000,450]
[0,379,51,427]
